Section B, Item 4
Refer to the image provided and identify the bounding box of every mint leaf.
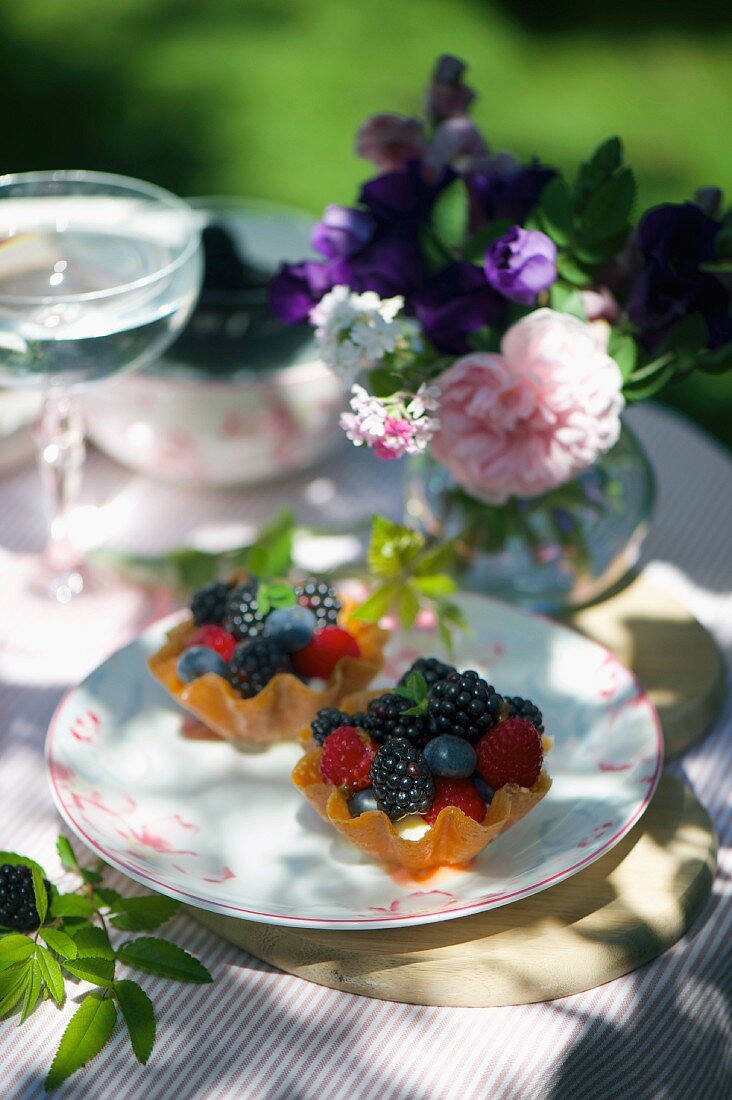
[114,980,156,1064]
[31,865,48,926]
[0,851,47,878]
[45,992,117,1090]
[0,961,31,1017]
[20,959,42,1023]
[108,895,180,932]
[56,836,79,873]
[116,938,212,984]
[68,924,114,960]
[411,573,456,598]
[50,893,94,919]
[412,541,458,576]
[35,945,65,1005]
[397,583,420,631]
[0,934,35,970]
[367,516,424,578]
[39,930,78,961]
[63,957,115,987]
[349,582,401,623]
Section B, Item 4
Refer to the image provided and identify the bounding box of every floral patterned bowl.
[83,198,345,486]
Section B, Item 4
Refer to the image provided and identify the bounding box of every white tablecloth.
[0,404,730,1099]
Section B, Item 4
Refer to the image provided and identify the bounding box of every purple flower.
[311,205,376,259]
[411,263,507,355]
[424,55,476,125]
[423,118,487,180]
[468,159,556,232]
[269,259,349,324]
[360,160,452,227]
[484,227,557,305]
[627,202,732,349]
[340,233,426,298]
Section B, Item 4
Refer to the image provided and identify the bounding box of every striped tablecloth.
[0,404,730,1100]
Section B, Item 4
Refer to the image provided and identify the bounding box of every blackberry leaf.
[114,980,156,1065]
[45,992,117,1090]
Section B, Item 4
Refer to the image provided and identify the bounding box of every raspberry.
[428,670,504,743]
[190,580,230,626]
[320,726,377,791]
[369,738,435,821]
[398,656,456,691]
[476,718,544,789]
[504,695,544,734]
[223,581,268,640]
[0,864,52,931]
[365,693,431,747]
[294,578,342,628]
[188,624,237,661]
[291,626,360,680]
[228,637,291,698]
[423,777,487,825]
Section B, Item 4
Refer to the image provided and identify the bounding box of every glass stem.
[34,390,86,592]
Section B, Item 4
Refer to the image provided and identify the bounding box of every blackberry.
[369,739,435,821]
[365,693,431,747]
[190,580,230,626]
[294,578,341,628]
[223,581,268,640]
[311,708,370,745]
[428,670,504,743]
[398,656,456,691]
[0,864,52,931]
[504,696,544,734]
[228,638,291,698]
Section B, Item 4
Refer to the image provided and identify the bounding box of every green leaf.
[700,258,732,274]
[0,961,31,1017]
[80,868,103,886]
[463,219,513,262]
[418,224,453,275]
[437,619,455,659]
[56,836,79,873]
[40,929,78,960]
[258,581,296,614]
[624,359,677,401]
[244,509,295,580]
[20,959,42,1023]
[368,367,404,398]
[68,924,115,960]
[0,934,35,970]
[694,343,732,375]
[93,887,123,910]
[395,671,428,704]
[656,312,708,357]
[556,255,592,287]
[579,168,636,243]
[412,540,458,576]
[397,583,420,631]
[367,515,425,578]
[108,895,180,932]
[50,893,95,919]
[411,573,457,598]
[116,938,212,984]
[349,582,401,623]
[45,992,117,1090]
[63,956,115,987]
[0,851,47,878]
[431,178,469,251]
[607,330,639,382]
[35,945,65,1005]
[31,865,48,926]
[537,178,574,246]
[548,283,586,320]
[113,980,156,1065]
[466,325,500,352]
[574,136,622,210]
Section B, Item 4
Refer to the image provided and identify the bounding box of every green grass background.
[3,0,731,445]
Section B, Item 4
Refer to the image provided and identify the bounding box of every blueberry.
[177,645,229,683]
[474,775,495,805]
[263,605,317,653]
[423,735,477,778]
[347,789,379,817]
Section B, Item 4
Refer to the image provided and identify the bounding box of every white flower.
[339,383,440,461]
[310,285,420,379]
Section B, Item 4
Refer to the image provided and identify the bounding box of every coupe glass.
[0,170,202,599]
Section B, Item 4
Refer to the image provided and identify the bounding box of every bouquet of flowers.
[270,55,731,513]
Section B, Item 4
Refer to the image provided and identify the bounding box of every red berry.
[424,777,486,825]
[476,718,543,789]
[188,624,237,661]
[319,726,376,791]
[291,626,360,680]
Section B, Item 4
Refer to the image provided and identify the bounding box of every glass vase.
[405,422,655,613]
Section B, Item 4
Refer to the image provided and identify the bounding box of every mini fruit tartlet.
[292,657,552,871]
[148,574,388,747]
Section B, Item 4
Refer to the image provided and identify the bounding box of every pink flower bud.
[355,113,425,173]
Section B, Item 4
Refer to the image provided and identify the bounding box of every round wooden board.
[566,573,725,756]
[188,771,716,1007]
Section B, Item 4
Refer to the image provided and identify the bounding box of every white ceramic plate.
[46,595,662,930]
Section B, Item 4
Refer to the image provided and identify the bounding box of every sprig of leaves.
[0,836,212,1090]
[350,516,468,655]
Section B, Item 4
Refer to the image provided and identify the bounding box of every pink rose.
[355,113,426,173]
[580,286,620,323]
[431,308,624,504]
